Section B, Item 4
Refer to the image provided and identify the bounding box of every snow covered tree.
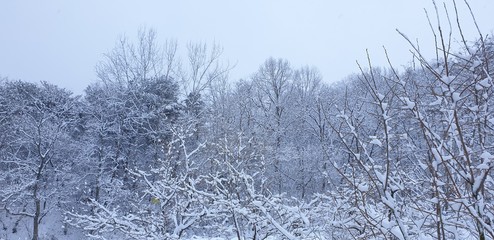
[66,28,182,239]
[321,2,494,238]
[0,80,80,240]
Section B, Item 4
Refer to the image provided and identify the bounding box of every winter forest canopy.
[2,2,494,240]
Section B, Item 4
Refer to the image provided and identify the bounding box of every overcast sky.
[1,1,493,95]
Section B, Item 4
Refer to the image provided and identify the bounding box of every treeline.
[2,6,494,240]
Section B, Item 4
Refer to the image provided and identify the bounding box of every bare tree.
[95,28,179,88]
[251,57,293,193]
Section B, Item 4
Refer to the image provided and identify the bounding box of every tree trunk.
[33,198,40,240]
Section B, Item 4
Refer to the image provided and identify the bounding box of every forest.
[1,2,494,240]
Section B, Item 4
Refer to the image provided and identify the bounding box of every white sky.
[1,1,493,95]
